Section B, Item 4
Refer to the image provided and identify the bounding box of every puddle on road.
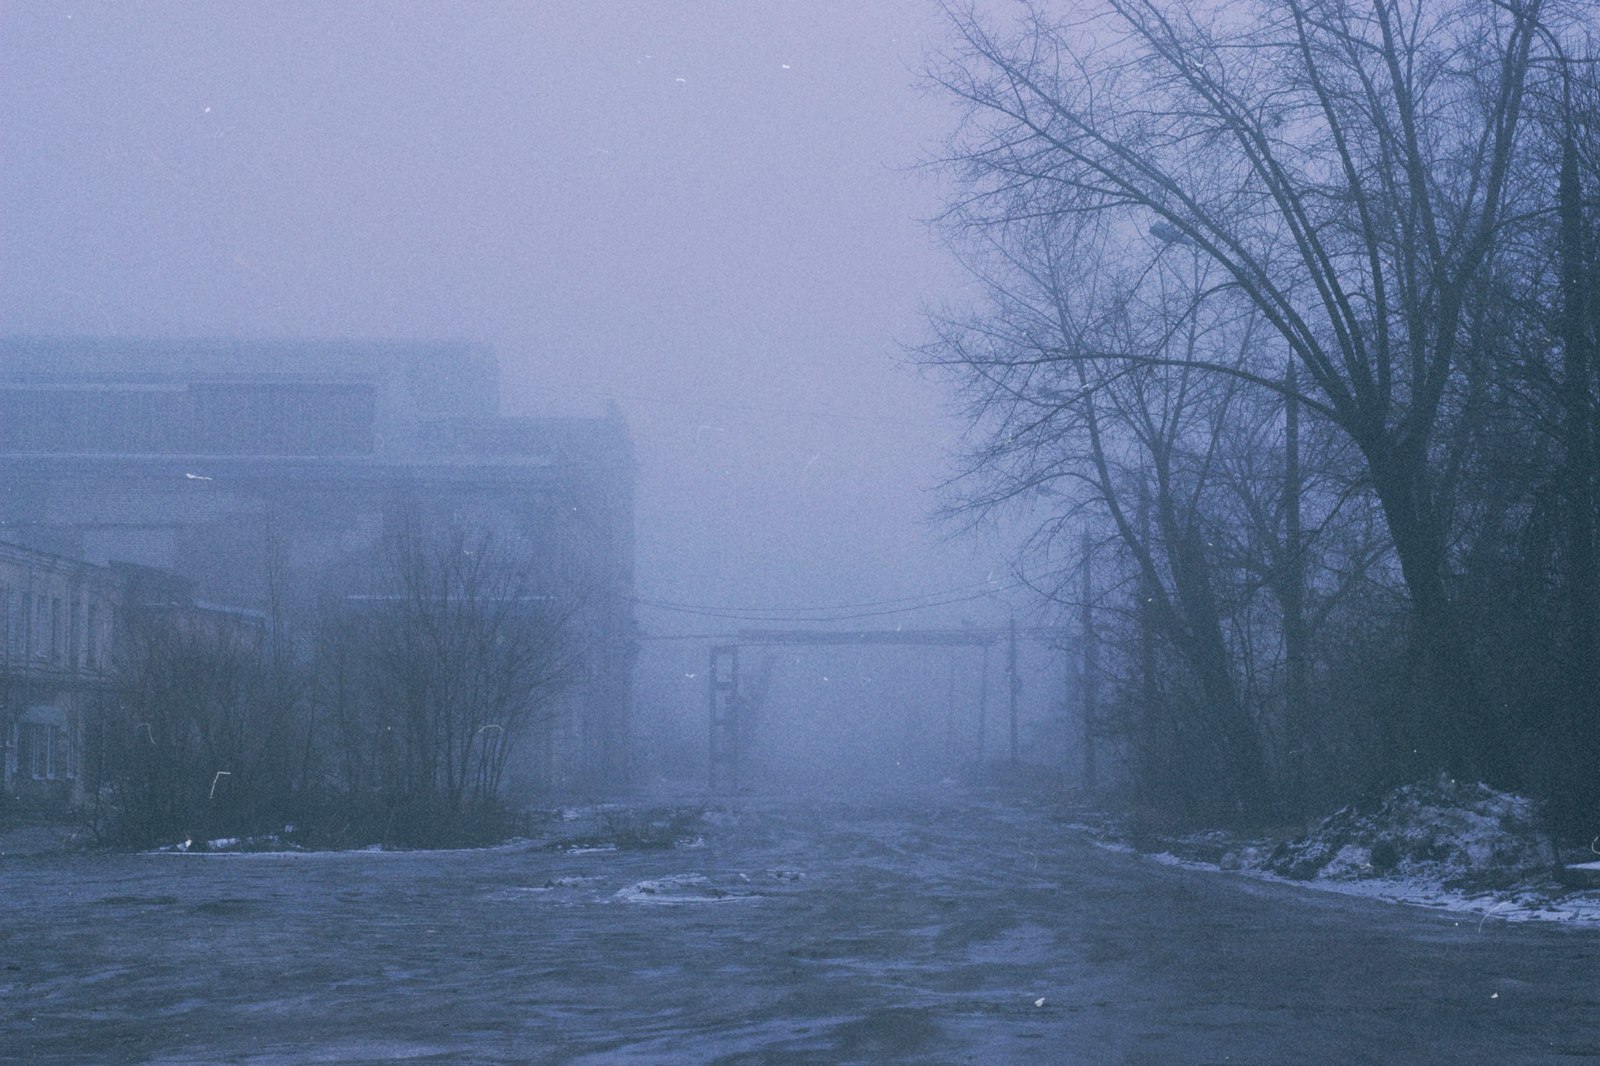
[189,897,264,918]
[966,921,1056,966]
[95,894,180,907]
[480,868,808,905]
[147,1037,456,1064]
[482,875,610,902]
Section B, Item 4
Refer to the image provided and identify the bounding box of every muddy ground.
[3,788,1598,1064]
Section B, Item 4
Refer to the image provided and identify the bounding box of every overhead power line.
[631,581,1025,624]
[541,381,928,430]
[632,576,1023,615]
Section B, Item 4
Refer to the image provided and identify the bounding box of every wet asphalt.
[2,788,1598,1064]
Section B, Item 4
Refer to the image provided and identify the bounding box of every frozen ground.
[3,786,1599,1064]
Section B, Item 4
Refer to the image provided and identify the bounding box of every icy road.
[3,790,1598,1064]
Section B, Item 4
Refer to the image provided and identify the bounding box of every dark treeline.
[921,0,1600,831]
[86,525,581,848]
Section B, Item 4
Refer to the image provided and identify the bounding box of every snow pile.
[157,828,306,854]
[1262,777,1556,890]
[613,874,758,905]
[1072,778,1600,923]
[547,805,709,853]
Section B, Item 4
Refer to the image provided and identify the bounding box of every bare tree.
[95,598,301,845]
[927,0,1584,783]
[921,212,1293,817]
[331,520,581,838]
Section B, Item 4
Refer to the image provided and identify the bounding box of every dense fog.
[8,3,1600,1062]
[0,3,1034,787]
[0,2,991,600]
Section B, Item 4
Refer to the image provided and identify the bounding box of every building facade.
[0,541,118,805]
[0,337,636,794]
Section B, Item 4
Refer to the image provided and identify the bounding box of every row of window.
[0,382,378,455]
[0,584,105,671]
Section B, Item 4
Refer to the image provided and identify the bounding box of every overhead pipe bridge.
[706,624,1065,791]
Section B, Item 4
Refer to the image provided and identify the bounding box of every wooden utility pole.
[1080,531,1098,790]
[977,644,990,761]
[1007,615,1019,764]
[944,659,957,767]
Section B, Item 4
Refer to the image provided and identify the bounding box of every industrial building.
[0,540,118,806]
[0,337,636,794]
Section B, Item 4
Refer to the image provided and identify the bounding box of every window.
[19,721,74,780]
[190,381,377,455]
[0,383,184,453]
[52,597,63,662]
[69,594,81,668]
[86,602,100,669]
[22,723,50,778]
[30,593,41,657]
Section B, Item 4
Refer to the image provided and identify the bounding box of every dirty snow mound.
[614,874,759,905]
[1265,777,1555,889]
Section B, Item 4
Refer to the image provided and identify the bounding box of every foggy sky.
[0,2,1016,631]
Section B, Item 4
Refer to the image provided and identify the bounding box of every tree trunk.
[1365,441,1498,783]
[1282,362,1308,801]
[1151,453,1272,820]
[1557,112,1600,822]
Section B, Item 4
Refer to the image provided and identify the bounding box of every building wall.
[0,541,118,805]
[0,338,636,794]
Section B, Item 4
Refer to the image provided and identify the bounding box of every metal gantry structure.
[705,625,1067,791]
[707,644,741,792]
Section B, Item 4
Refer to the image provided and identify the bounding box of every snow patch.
[614,874,759,905]
[1075,778,1600,925]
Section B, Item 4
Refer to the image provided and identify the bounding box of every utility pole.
[1080,531,1098,790]
[1007,615,1019,764]
[976,644,989,762]
[1138,478,1158,742]
[944,659,957,768]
